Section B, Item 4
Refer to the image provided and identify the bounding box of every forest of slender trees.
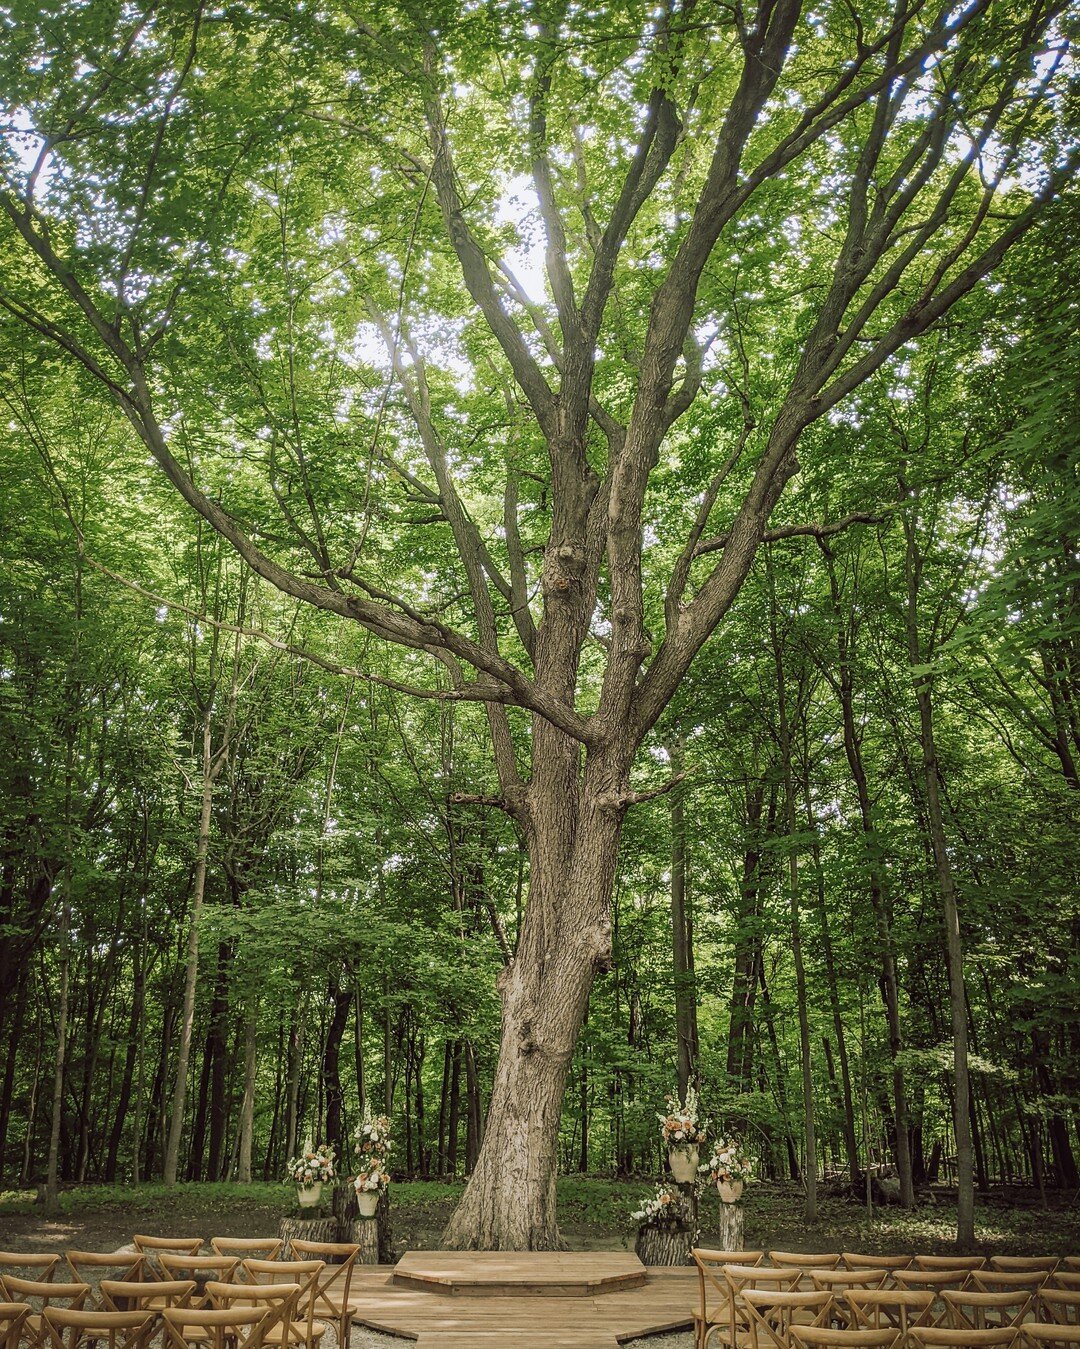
[0,0,1077,1253]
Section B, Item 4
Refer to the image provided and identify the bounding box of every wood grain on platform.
[346,1254,697,1345]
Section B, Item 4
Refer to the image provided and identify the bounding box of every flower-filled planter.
[659,1087,708,1185]
[700,1136,754,1204]
[353,1166,389,1217]
[285,1140,336,1208]
[352,1110,392,1219]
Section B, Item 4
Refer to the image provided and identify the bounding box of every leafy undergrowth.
[0,1178,1077,1257]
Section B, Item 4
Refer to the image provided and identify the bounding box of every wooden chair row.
[693,1254,1080,1349]
[0,1289,305,1349]
[0,1242,284,1288]
[0,1243,361,1349]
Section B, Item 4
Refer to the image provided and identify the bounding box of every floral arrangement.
[700,1136,754,1186]
[658,1085,708,1150]
[353,1164,390,1196]
[353,1109,392,1197]
[285,1141,336,1186]
[354,1112,392,1164]
[631,1184,693,1228]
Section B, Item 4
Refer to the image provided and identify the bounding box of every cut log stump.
[635,1221,694,1266]
[278,1214,338,1253]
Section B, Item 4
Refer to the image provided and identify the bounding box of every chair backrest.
[845,1288,936,1333]
[64,1254,144,1288]
[98,1281,196,1314]
[0,1257,60,1284]
[42,1307,156,1349]
[768,1252,842,1269]
[1018,1328,1080,1346]
[790,1328,901,1346]
[209,1241,281,1263]
[160,1303,287,1349]
[1039,1290,1080,1327]
[907,1328,1017,1346]
[0,1303,30,1349]
[1056,1275,1080,1293]
[283,1242,358,1313]
[158,1256,238,1285]
[204,1282,300,1349]
[972,1271,1051,1294]
[811,1270,888,1292]
[992,1258,1059,1274]
[742,1289,833,1348]
[843,1255,914,1272]
[941,1288,1032,1329]
[913,1257,987,1273]
[0,1279,89,1317]
[131,1238,202,1256]
[894,1269,971,1291]
[239,1261,321,1342]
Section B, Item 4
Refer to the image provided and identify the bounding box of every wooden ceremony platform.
[347,1251,696,1347]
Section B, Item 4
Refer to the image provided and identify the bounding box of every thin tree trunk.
[44,894,71,1211]
[237,1000,258,1183]
[771,587,817,1220]
[667,740,698,1099]
[902,502,974,1247]
[163,699,217,1187]
[818,541,915,1207]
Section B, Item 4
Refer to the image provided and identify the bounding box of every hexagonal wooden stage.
[346,1251,697,1347]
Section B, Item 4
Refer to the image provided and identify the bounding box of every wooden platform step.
[414,1335,619,1348]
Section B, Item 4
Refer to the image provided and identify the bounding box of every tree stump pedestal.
[278,1213,338,1252]
[634,1178,698,1267]
[714,1196,745,1251]
[634,1219,695,1266]
[336,1186,392,1264]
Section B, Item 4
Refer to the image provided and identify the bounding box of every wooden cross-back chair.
[741,1289,833,1349]
[42,1307,156,1349]
[972,1270,1053,1296]
[893,1269,972,1293]
[64,1254,145,1298]
[98,1280,196,1315]
[844,1287,937,1337]
[204,1282,302,1349]
[0,1303,30,1349]
[690,1250,765,1349]
[709,1265,804,1349]
[283,1242,359,1349]
[157,1256,238,1301]
[941,1288,1033,1331]
[0,1258,59,1286]
[0,1280,90,1349]
[161,1302,291,1349]
[238,1262,324,1349]
[1037,1291,1080,1328]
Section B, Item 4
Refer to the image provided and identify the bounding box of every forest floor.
[1,1178,1077,1257]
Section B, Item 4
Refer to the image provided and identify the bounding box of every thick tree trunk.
[442,751,623,1249]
